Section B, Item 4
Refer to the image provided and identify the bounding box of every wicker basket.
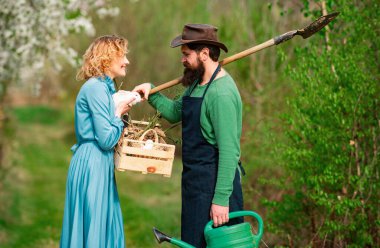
[114,121,175,177]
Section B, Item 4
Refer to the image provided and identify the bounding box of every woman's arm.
[86,83,124,150]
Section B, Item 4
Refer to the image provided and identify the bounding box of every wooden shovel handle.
[150,77,182,95]
[219,39,275,66]
[149,38,275,95]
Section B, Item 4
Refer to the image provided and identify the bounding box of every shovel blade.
[299,12,340,39]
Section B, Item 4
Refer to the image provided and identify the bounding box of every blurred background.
[0,0,379,247]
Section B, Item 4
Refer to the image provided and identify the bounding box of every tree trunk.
[0,81,9,182]
[0,102,5,183]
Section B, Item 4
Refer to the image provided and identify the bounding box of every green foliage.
[13,106,61,125]
[267,0,380,246]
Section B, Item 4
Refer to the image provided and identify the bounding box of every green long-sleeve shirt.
[148,73,242,206]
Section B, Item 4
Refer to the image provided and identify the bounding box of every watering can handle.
[204,210,264,241]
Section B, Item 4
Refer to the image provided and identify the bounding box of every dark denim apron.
[181,65,244,248]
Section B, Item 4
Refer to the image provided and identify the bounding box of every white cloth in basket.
[112,90,141,109]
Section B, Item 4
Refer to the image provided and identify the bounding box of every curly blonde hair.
[77,35,128,80]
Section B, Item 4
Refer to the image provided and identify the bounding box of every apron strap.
[188,79,199,95]
[202,64,221,98]
[238,160,246,176]
[188,64,222,97]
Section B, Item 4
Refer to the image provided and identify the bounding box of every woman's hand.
[133,83,152,101]
[115,98,135,118]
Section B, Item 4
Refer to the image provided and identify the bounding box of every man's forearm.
[148,92,182,123]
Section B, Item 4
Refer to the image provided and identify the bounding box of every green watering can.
[153,211,264,248]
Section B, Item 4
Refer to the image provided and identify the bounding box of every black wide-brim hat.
[170,24,228,53]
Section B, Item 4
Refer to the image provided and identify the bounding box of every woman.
[60,35,133,248]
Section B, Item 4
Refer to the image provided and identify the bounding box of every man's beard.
[180,58,205,87]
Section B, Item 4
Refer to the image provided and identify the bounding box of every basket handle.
[138,129,159,143]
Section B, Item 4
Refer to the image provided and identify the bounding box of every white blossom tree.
[0,0,118,168]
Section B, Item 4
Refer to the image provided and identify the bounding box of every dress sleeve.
[85,83,124,150]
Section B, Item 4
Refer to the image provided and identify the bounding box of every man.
[134,24,244,248]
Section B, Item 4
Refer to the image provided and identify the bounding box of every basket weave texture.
[114,120,175,177]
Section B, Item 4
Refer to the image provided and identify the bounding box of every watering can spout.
[153,227,196,248]
[153,227,171,243]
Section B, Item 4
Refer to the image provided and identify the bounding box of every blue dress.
[60,76,125,248]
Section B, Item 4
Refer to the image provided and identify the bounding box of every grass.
[0,105,183,248]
